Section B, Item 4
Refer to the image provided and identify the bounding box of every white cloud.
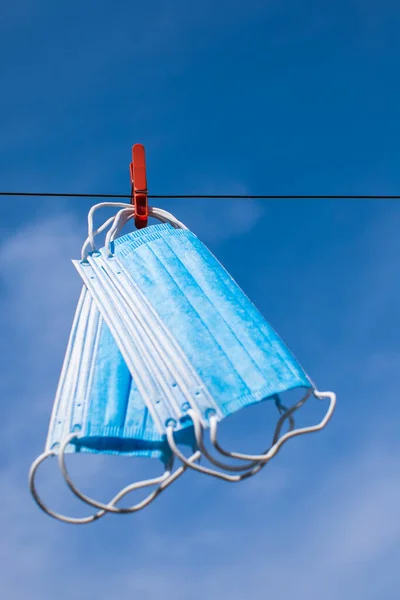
[0,212,84,438]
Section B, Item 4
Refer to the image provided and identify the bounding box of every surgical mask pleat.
[166,233,311,389]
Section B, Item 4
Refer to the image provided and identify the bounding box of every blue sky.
[1,1,400,599]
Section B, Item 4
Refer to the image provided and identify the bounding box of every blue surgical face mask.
[30,204,335,525]
[74,217,335,486]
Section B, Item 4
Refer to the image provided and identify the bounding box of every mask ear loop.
[82,203,188,262]
[185,409,259,472]
[29,450,102,525]
[273,394,296,433]
[81,213,125,262]
[149,206,188,230]
[87,202,132,254]
[103,205,188,257]
[166,417,263,483]
[58,434,174,514]
[57,433,202,514]
[86,201,188,255]
[29,446,201,524]
[209,390,336,462]
[201,392,308,469]
[181,395,296,474]
[166,391,335,482]
[82,206,133,262]
[104,208,134,254]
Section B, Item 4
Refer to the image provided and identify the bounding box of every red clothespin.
[129,144,148,229]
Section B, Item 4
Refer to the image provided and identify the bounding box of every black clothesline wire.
[0,192,399,199]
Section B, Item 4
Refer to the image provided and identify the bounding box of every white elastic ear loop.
[29,445,201,524]
[87,201,188,249]
[82,207,134,261]
[81,215,117,261]
[103,206,188,256]
[186,409,260,472]
[29,450,101,524]
[183,397,296,474]
[104,207,135,256]
[149,207,188,230]
[83,203,188,262]
[204,392,308,466]
[58,433,173,514]
[203,394,306,471]
[209,390,336,462]
[166,390,335,482]
[87,202,131,252]
[166,417,261,483]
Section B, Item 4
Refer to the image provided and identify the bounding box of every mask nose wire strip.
[29,446,202,523]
